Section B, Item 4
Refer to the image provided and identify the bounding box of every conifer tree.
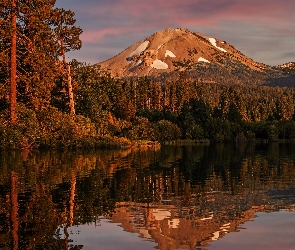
[0,0,82,118]
[50,8,82,116]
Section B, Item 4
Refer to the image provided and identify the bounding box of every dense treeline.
[1,1,295,149]
[71,66,295,143]
[2,61,295,149]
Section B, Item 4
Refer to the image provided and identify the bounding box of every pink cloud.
[94,0,295,20]
[78,0,295,36]
[56,0,295,65]
[81,28,128,43]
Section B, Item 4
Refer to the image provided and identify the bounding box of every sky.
[55,0,295,66]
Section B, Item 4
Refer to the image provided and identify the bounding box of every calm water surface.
[1,143,295,249]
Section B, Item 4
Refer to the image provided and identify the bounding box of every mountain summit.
[97,28,268,77]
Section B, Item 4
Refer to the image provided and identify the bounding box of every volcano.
[97,28,269,77]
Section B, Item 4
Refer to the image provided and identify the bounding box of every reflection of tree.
[0,152,87,249]
[63,170,76,249]
[19,183,66,249]
[10,172,18,250]
[1,144,295,249]
[69,171,76,227]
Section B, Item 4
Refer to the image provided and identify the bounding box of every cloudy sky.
[55,0,295,66]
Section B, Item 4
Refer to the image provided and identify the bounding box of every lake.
[1,143,295,249]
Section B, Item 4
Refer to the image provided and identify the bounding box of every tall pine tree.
[0,0,82,121]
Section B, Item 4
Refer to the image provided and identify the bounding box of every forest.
[1,0,295,150]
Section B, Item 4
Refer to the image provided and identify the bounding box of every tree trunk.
[10,0,17,124]
[60,39,75,117]
[67,64,75,117]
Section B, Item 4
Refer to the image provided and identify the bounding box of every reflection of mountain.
[110,200,295,249]
[111,202,247,249]
[1,143,295,249]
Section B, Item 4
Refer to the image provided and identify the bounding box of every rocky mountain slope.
[97,28,268,76]
[96,28,294,86]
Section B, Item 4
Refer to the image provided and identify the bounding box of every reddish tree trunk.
[10,0,17,124]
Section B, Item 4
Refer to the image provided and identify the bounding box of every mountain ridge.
[97,28,270,78]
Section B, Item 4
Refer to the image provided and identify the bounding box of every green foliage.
[0,104,40,149]
[50,8,82,53]
[278,121,295,139]
[211,118,233,142]
[267,123,279,142]
[37,107,100,148]
[154,120,182,142]
[136,108,165,122]
[181,112,205,140]
[75,67,106,117]
[0,105,131,150]
[227,103,242,123]
[126,116,155,141]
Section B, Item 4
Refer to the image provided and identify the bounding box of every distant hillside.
[277,62,295,71]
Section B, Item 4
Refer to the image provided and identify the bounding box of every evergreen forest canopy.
[1,0,295,150]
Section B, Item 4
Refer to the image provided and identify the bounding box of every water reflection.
[0,143,295,249]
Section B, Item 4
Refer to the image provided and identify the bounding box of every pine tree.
[50,8,82,116]
[0,0,82,118]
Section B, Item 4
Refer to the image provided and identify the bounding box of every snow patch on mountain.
[165,50,176,58]
[135,60,142,66]
[198,57,210,63]
[158,44,163,50]
[130,41,150,58]
[151,60,168,69]
[209,38,227,52]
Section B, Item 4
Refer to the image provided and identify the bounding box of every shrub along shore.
[1,100,295,150]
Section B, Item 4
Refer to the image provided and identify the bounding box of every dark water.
[1,143,295,250]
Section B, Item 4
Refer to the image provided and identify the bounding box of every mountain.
[97,28,270,77]
[96,28,295,86]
